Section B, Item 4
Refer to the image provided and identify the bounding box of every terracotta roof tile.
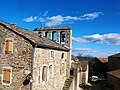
[96,57,108,63]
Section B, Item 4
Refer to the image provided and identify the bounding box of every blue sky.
[0,0,120,57]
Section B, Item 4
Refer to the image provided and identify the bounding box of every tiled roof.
[0,20,69,51]
[107,69,120,79]
[96,57,108,63]
[109,53,120,57]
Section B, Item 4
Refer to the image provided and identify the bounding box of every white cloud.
[73,48,92,52]
[72,37,87,43]
[39,18,46,22]
[72,33,120,45]
[72,48,115,57]
[72,48,97,56]
[44,12,102,26]
[80,12,103,20]
[45,15,64,26]
[23,16,38,22]
[64,16,80,20]
[43,11,48,16]
[23,12,103,26]
[45,15,81,26]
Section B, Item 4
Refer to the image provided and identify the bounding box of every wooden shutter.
[0,68,2,84]
[5,40,13,54]
[3,68,11,84]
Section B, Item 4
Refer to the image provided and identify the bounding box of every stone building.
[107,69,120,90]
[63,56,91,90]
[89,57,108,82]
[72,61,91,90]
[108,53,120,71]
[107,53,120,90]
[0,20,72,90]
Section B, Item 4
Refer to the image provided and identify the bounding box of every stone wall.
[32,48,67,90]
[108,57,120,71]
[0,25,32,90]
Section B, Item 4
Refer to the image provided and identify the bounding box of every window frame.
[5,38,13,54]
[42,66,48,82]
[49,65,53,79]
[2,67,12,85]
[50,51,55,59]
[61,53,64,59]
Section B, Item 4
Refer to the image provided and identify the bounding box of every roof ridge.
[0,20,69,51]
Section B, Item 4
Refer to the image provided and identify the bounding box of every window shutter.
[3,68,11,84]
[5,40,13,54]
[2,67,12,85]
[0,68,2,84]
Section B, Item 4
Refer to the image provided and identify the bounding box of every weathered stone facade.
[0,23,32,90]
[33,48,67,90]
[34,27,72,79]
[0,20,71,90]
[108,53,120,71]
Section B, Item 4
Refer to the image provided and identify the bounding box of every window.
[42,66,47,81]
[61,53,64,59]
[38,67,41,84]
[49,65,52,79]
[60,31,66,45]
[52,31,57,41]
[60,63,64,75]
[5,39,13,54]
[45,32,50,38]
[51,51,54,59]
[38,31,42,37]
[2,67,12,85]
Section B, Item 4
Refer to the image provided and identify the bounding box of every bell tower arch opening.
[45,32,50,38]
[60,31,66,46]
[52,31,57,42]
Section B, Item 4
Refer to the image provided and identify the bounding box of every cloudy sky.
[0,0,120,57]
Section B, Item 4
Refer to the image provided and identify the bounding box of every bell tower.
[34,26,72,49]
[34,26,72,78]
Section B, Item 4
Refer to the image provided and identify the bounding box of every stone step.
[62,76,74,90]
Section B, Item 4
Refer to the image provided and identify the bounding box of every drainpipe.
[30,44,36,90]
